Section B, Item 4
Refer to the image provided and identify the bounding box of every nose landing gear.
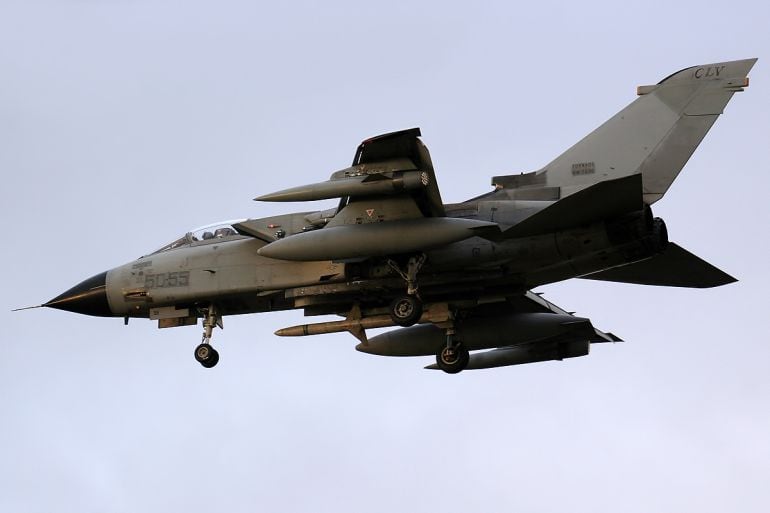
[194,343,219,368]
[195,305,222,368]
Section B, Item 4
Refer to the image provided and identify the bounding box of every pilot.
[214,227,236,238]
[202,231,215,240]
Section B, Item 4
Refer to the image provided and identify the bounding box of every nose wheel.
[196,304,223,368]
[195,343,220,368]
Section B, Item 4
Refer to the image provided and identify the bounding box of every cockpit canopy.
[149,220,245,255]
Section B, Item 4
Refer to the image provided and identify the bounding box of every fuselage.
[46,201,666,321]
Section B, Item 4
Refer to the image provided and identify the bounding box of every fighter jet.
[30,58,755,373]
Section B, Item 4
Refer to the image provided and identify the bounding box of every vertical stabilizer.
[507,59,756,204]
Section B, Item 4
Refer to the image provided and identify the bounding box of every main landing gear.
[385,252,471,372]
[435,327,469,374]
[194,304,222,368]
[389,296,422,327]
[387,254,426,327]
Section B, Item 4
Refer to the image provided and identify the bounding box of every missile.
[255,171,428,202]
[276,304,453,341]
[275,314,394,338]
[258,217,499,261]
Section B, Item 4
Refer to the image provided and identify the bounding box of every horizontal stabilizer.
[501,174,642,238]
[581,242,736,288]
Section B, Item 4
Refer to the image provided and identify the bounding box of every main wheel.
[436,343,469,374]
[195,344,220,368]
[389,295,423,327]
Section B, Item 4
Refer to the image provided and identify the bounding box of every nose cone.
[45,271,112,317]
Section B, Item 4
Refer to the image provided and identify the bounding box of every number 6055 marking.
[145,271,190,289]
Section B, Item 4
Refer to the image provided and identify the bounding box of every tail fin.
[495,58,756,204]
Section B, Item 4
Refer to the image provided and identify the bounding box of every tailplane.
[580,242,736,288]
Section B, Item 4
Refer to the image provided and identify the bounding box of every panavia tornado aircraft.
[31,58,755,372]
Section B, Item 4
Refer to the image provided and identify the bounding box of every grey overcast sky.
[2,1,769,512]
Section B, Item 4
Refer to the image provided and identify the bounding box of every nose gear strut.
[194,304,222,368]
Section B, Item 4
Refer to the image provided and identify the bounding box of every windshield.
[149,220,245,255]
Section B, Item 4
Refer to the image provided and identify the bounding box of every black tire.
[436,343,469,374]
[389,295,423,327]
[195,344,219,368]
[201,348,219,368]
